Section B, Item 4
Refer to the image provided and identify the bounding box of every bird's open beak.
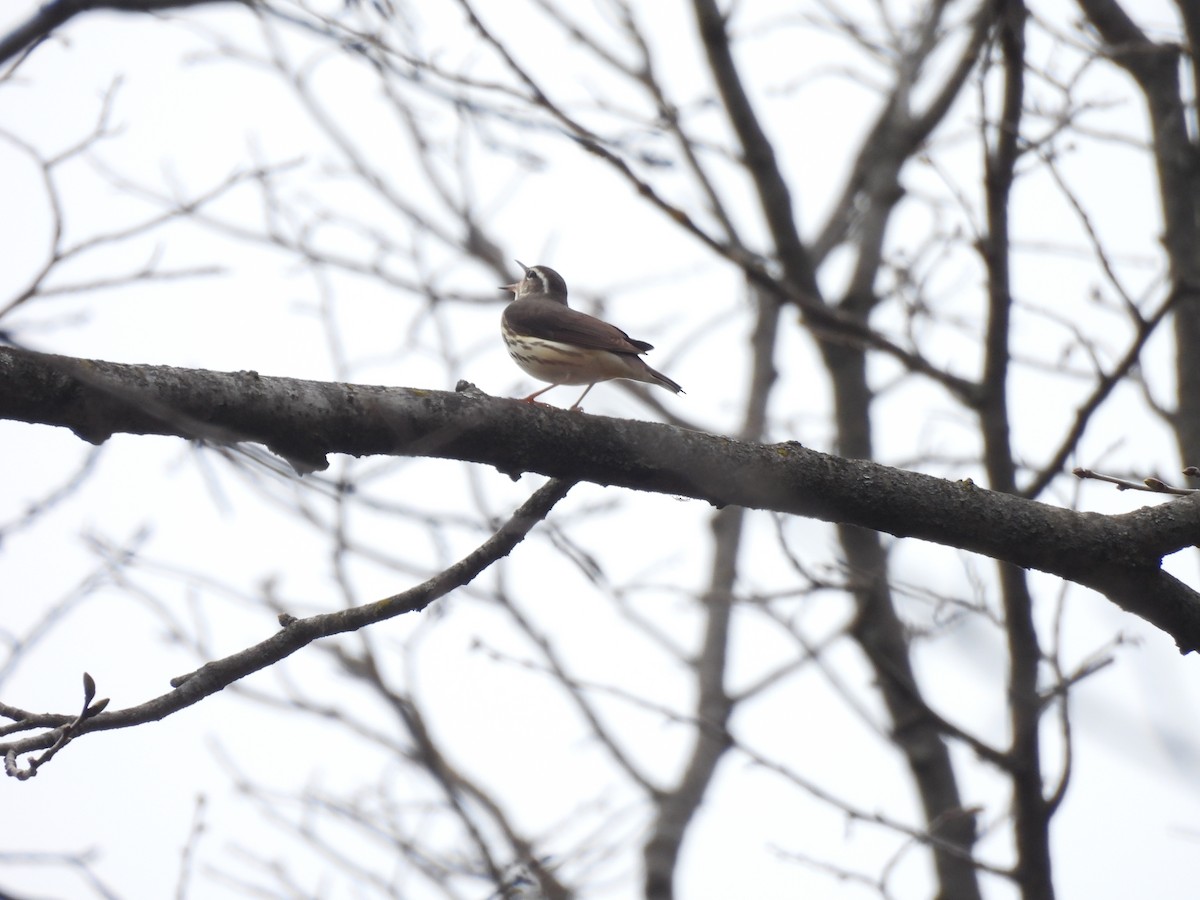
[499,260,531,294]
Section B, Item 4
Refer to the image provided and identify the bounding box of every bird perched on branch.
[500,262,683,410]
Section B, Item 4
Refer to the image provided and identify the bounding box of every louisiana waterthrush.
[500,262,683,410]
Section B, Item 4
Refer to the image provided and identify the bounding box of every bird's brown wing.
[504,299,654,354]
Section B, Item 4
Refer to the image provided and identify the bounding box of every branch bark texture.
[3,345,1200,651]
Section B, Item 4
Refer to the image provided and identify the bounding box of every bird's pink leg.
[569,383,596,411]
[520,383,560,404]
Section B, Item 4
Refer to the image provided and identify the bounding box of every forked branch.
[0,477,573,776]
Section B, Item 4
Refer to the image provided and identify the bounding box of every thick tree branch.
[644,283,781,898]
[0,0,245,68]
[3,345,1200,650]
[979,5,1057,897]
[1076,0,1200,462]
[690,0,819,300]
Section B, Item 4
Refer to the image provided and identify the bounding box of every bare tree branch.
[3,345,1200,652]
[0,475,573,774]
[0,0,247,69]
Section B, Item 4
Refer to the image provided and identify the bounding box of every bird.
[500,262,683,410]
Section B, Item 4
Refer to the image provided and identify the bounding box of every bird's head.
[501,261,569,303]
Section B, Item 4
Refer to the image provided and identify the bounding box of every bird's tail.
[644,363,683,395]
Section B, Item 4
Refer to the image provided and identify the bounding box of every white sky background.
[2,1,1200,898]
